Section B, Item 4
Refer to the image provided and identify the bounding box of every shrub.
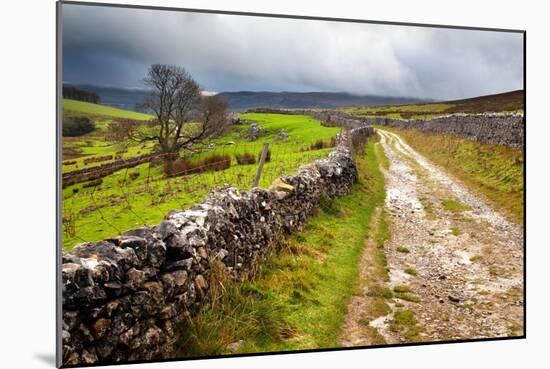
[306,137,336,151]
[82,178,103,188]
[202,155,231,171]
[169,159,194,176]
[310,139,326,150]
[168,154,231,176]
[258,149,271,163]
[83,155,113,165]
[235,152,256,165]
[62,116,96,137]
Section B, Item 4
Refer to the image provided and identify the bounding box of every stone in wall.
[247,123,265,141]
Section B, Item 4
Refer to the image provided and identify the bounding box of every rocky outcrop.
[61,126,374,366]
[247,123,265,141]
[247,108,525,148]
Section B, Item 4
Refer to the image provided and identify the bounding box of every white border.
[0,1,547,368]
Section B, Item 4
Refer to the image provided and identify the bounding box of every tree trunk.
[163,152,178,176]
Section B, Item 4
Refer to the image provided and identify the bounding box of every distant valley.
[63,83,432,112]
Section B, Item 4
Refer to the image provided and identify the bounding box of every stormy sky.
[62,3,524,100]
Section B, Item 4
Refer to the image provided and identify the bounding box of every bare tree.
[195,95,231,138]
[112,64,230,174]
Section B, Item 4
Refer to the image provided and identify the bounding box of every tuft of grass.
[367,285,394,299]
[360,326,387,345]
[396,246,410,254]
[393,285,411,293]
[390,310,425,342]
[366,300,392,318]
[404,268,417,276]
[307,138,336,151]
[450,227,462,236]
[441,198,472,213]
[395,293,421,303]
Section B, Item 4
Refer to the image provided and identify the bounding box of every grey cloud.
[62,4,523,100]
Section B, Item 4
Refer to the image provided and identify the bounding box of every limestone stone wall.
[61,126,374,366]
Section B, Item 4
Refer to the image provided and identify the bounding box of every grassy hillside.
[345,90,524,119]
[62,99,156,173]
[219,91,428,111]
[62,113,340,250]
[63,99,153,120]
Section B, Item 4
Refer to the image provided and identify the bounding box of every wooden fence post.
[252,142,269,188]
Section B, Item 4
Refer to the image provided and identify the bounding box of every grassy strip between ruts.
[378,126,524,225]
[175,136,386,357]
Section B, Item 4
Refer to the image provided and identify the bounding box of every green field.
[62,99,157,173]
[62,102,340,250]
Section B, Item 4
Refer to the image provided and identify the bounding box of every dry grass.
[168,154,232,176]
[235,152,256,165]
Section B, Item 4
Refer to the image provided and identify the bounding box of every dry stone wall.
[247,108,525,148]
[61,126,374,366]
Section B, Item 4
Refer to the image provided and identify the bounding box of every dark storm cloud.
[62,4,523,100]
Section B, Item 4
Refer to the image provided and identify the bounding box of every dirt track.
[341,129,524,345]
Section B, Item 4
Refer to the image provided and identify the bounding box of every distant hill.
[218,91,431,111]
[63,84,151,112]
[63,84,523,116]
[64,84,431,112]
[346,90,524,119]
[440,90,524,114]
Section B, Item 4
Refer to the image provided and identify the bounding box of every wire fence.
[62,137,337,250]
